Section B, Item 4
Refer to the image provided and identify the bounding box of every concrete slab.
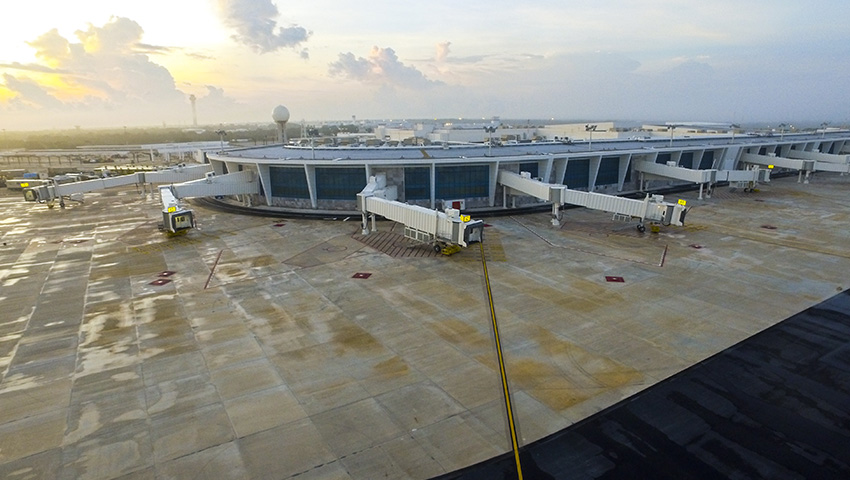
[2,174,850,478]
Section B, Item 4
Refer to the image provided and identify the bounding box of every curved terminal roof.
[213,133,846,164]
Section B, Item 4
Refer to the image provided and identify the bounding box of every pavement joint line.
[511,216,665,267]
[204,249,224,289]
[695,223,850,260]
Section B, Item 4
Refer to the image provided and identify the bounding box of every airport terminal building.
[206,132,850,214]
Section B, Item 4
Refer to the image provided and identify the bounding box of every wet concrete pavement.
[1,174,849,479]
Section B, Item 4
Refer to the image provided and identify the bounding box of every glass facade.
[679,152,694,169]
[596,157,619,185]
[435,165,489,199]
[404,167,430,200]
[564,158,589,189]
[519,162,539,179]
[699,151,715,169]
[316,167,366,200]
[269,167,309,198]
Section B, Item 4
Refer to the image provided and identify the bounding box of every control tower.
[272,105,290,144]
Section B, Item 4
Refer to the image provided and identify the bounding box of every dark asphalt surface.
[435,289,850,480]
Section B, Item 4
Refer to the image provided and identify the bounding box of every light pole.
[778,123,786,140]
[585,124,597,151]
[667,125,676,147]
[215,129,227,152]
[820,122,828,138]
[484,126,497,156]
[730,124,740,143]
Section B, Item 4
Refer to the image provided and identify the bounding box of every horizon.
[1,116,844,136]
[2,106,847,134]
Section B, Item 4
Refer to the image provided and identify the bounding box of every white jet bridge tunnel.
[156,170,261,233]
[22,164,211,206]
[357,175,484,251]
[497,170,689,231]
[23,164,262,234]
[740,146,850,183]
[632,160,771,199]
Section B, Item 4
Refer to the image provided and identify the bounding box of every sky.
[1,0,849,130]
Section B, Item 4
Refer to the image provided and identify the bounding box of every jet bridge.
[785,149,850,173]
[21,164,262,234]
[167,170,259,199]
[740,151,850,183]
[157,170,260,233]
[357,174,484,251]
[22,164,211,206]
[22,163,216,234]
[498,170,688,230]
[633,160,771,199]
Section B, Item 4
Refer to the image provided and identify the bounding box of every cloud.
[329,46,443,89]
[26,28,74,66]
[0,62,67,74]
[184,51,215,61]
[74,16,145,54]
[16,17,184,104]
[0,16,197,127]
[215,0,311,55]
[436,42,450,63]
[134,43,176,55]
[2,73,64,109]
[437,43,488,65]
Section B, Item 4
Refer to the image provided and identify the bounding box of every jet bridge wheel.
[636,223,646,233]
[433,244,442,253]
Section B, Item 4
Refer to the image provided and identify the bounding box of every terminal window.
[404,167,430,200]
[699,151,715,169]
[519,162,539,179]
[596,157,619,186]
[563,158,590,189]
[435,165,488,199]
[270,167,310,198]
[316,167,366,200]
[679,152,694,169]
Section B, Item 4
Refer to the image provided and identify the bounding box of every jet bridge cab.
[162,208,195,234]
[23,185,47,203]
[450,209,485,246]
[159,185,195,234]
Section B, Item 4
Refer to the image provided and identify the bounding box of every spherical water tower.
[272,105,290,144]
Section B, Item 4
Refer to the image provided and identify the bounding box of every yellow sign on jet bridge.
[20,182,29,187]
[167,206,176,213]
[678,199,687,206]
[461,215,471,222]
